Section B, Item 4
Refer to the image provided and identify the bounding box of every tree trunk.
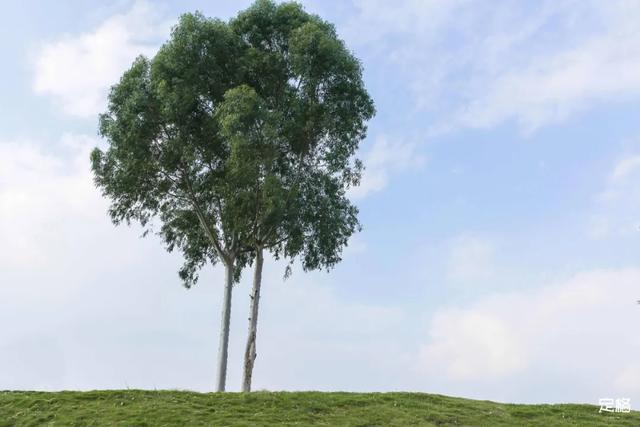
[242,245,263,392]
[216,259,234,392]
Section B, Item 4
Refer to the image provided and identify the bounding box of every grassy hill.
[1,390,638,426]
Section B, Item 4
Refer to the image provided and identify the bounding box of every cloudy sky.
[2,0,640,405]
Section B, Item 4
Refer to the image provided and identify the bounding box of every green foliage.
[91,0,375,287]
[2,390,638,426]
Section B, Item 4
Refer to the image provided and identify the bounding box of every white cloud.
[0,135,104,268]
[458,30,640,131]
[343,0,462,45]
[613,364,640,393]
[346,0,640,132]
[588,152,640,238]
[420,309,525,380]
[33,1,169,118]
[418,268,640,403]
[350,136,425,199]
[446,235,495,284]
[610,155,640,183]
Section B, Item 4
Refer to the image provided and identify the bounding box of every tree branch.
[181,169,229,263]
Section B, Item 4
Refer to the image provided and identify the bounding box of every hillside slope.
[1,390,638,426]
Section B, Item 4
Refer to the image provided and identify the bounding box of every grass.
[0,390,638,426]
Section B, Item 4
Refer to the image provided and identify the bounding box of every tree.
[91,0,373,393]
[225,1,375,391]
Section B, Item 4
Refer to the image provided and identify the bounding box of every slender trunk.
[242,245,263,392]
[216,259,234,392]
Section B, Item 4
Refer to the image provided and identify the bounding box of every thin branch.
[181,168,228,262]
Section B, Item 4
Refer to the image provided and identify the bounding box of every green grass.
[0,390,638,426]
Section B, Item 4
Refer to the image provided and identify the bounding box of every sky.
[1,0,640,405]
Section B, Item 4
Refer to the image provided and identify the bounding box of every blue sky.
[1,0,640,405]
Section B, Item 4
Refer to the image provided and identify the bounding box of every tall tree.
[225,0,375,391]
[91,0,373,393]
